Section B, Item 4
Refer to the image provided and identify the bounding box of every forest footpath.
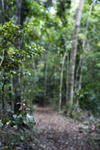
[34,106,99,150]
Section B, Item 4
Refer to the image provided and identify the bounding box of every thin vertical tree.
[77,0,97,96]
[59,38,67,111]
[13,0,23,113]
[66,0,84,114]
[0,0,5,110]
[0,0,5,25]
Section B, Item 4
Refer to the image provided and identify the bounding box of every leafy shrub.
[0,104,36,129]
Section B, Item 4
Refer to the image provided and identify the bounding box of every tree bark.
[44,53,48,102]
[77,0,97,94]
[66,0,84,113]
[1,77,6,111]
[13,0,23,113]
[59,39,67,111]
[0,0,5,25]
[13,66,21,113]
[66,52,70,103]
[0,0,5,110]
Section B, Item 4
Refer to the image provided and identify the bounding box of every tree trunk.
[1,77,6,111]
[13,0,23,113]
[59,39,67,111]
[66,52,70,103]
[77,0,97,95]
[13,66,21,113]
[66,0,84,114]
[0,0,5,66]
[10,75,14,111]
[44,53,48,102]
[0,0,5,25]
[0,0,5,110]
[78,40,85,91]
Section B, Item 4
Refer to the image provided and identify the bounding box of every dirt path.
[34,106,98,150]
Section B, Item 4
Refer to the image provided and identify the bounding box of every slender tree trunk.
[6,0,10,21]
[74,42,85,109]
[0,50,4,67]
[44,53,48,102]
[66,52,70,103]
[59,39,67,111]
[2,77,6,110]
[16,0,22,25]
[10,75,14,111]
[0,0,5,110]
[13,66,21,113]
[74,1,97,111]
[66,0,84,114]
[13,0,23,113]
[75,52,83,91]
[9,77,14,111]
[77,0,97,93]
[78,40,85,91]
[0,0,5,25]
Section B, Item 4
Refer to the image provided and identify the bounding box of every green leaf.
[20,136,24,141]
[13,125,18,129]
[0,120,3,128]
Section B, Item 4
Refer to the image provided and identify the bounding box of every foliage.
[0,0,100,149]
[0,0,100,117]
[0,104,36,130]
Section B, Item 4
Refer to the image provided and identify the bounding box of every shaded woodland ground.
[0,105,100,150]
[34,106,100,150]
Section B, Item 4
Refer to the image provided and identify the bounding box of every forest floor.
[34,106,99,150]
[0,106,100,150]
